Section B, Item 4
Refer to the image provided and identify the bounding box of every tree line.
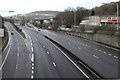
[55,1,120,27]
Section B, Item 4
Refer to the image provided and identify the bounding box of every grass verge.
[12,23,26,39]
[1,32,9,51]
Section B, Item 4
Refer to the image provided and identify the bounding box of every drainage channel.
[44,35,103,79]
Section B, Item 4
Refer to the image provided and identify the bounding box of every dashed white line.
[32,71,34,74]
[114,56,118,58]
[32,67,34,70]
[17,53,20,56]
[16,65,18,69]
[53,62,56,67]
[46,38,90,78]
[47,52,50,54]
[32,63,34,66]
[99,50,102,52]
[108,54,112,56]
[29,54,34,62]
[32,47,34,52]
[93,55,99,59]
[43,46,45,48]
[95,49,98,50]
[31,75,33,79]
[103,52,106,54]
[78,47,81,50]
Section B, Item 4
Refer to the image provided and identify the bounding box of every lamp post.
[74,9,76,27]
[117,3,119,32]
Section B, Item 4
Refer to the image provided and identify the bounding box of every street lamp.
[117,3,119,32]
[74,9,76,27]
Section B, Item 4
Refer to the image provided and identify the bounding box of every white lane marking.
[53,62,56,67]
[93,55,99,59]
[99,50,102,52]
[32,71,34,74]
[0,42,12,70]
[114,56,118,58]
[47,52,50,54]
[78,47,81,50]
[16,65,18,69]
[32,63,34,66]
[29,54,34,62]
[32,47,34,52]
[31,43,33,47]
[103,52,106,54]
[85,45,88,47]
[32,67,34,70]
[17,53,20,56]
[95,49,98,50]
[43,46,45,48]
[108,54,112,56]
[31,75,33,79]
[46,39,89,78]
[4,34,11,51]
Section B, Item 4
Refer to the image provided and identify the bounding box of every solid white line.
[0,43,11,70]
[53,62,56,67]
[47,39,89,78]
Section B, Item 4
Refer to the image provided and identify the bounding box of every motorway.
[1,22,119,79]
[21,26,87,78]
[1,22,88,79]
[38,29,119,78]
[1,22,31,78]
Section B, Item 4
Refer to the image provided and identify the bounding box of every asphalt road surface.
[1,22,31,78]
[1,22,88,79]
[21,26,87,78]
[38,28,119,78]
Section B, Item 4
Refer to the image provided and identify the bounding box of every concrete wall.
[0,16,2,28]
[67,32,120,47]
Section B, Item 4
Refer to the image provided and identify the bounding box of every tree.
[91,10,95,16]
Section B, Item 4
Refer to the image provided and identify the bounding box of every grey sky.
[0,0,119,16]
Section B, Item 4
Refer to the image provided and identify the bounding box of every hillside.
[92,1,120,16]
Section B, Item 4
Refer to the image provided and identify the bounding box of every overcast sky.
[0,0,119,17]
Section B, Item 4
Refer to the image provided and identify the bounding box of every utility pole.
[74,10,76,27]
[117,3,119,32]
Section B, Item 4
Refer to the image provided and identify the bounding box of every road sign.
[0,29,4,37]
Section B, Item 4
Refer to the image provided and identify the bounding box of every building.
[80,16,120,26]
[0,15,2,28]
